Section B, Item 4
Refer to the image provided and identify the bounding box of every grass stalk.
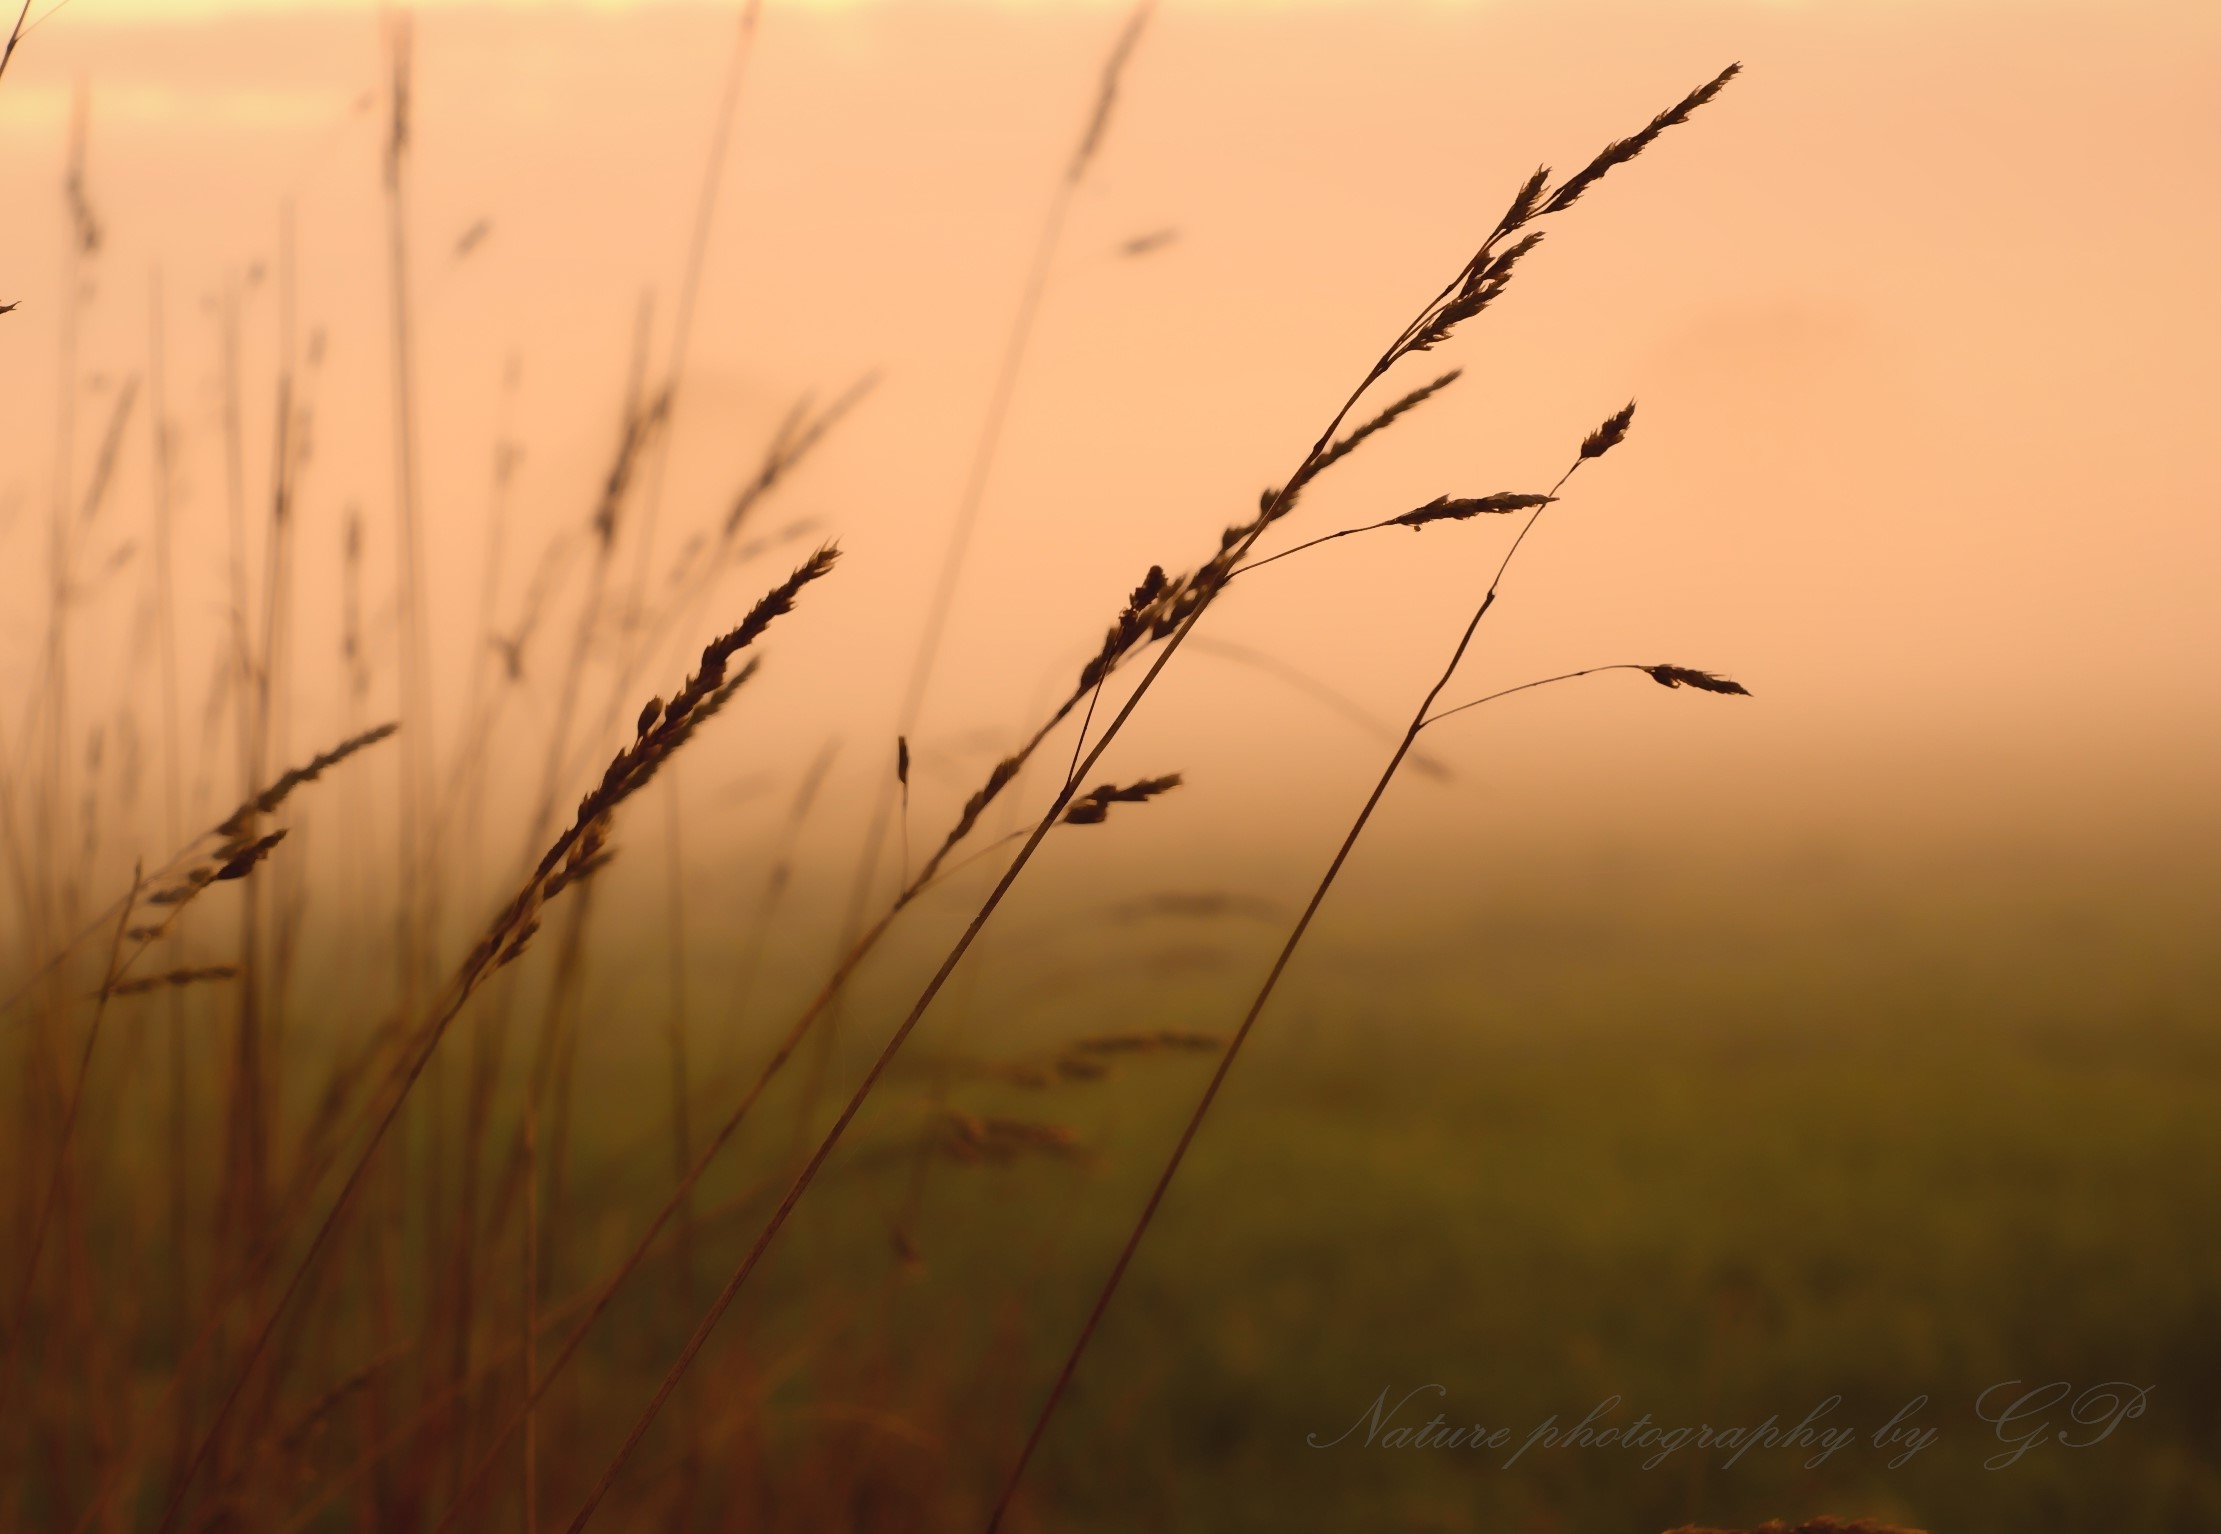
[524,1073,541,1534]
[0,0,31,87]
[0,867,138,1422]
[148,258,200,1485]
[560,65,1741,1527]
[985,428,1632,1526]
[812,0,1157,1128]
[153,551,837,1533]
[657,765,706,1506]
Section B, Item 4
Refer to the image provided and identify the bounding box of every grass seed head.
[939,1111,1086,1167]
[1644,665,1751,696]
[106,965,240,998]
[1543,62,1741,216]
[1071,1029,1220,1056]
[1063,774,1183,825]
[1392,493,1555,530]
[1581,401,1637,460]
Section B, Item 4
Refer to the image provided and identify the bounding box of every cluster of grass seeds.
[503,64,1742,1532]
[150,548,840,1533]
[0,5,882,1525]
[0,8,1797,1530]
[987,393,1754,1524]
[1012,1028,1223,1088]
[979,74,1754,1519]
[1059,774,1182,825]
[935,1111,1086,1169]
[0,720,401,1515]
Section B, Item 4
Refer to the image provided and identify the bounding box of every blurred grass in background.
[418,834,2217,1531]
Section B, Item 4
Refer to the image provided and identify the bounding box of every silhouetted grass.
[3,13,2209,1534]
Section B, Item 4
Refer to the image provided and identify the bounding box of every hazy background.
[4,0,2216,886]
[1,2,2217,1529]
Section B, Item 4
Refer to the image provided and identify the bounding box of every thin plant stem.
[701,738,840,1095]
[0,867,139,1413]
[383,8,436,1048]
[615,15,767,1476]
[523,1073,540,1534]
[659,771,705,1469]
[428,822,1029,1533]
[1423,663,1650,728]
[575,65,1736,1524]
[559,234,1475,1534]
[621,0,763,647]
[0,0,33,87]
[816,0,1156,1129]
[983,452,1593,1529]
[150,545,835,1533]
[148,260,196,1480]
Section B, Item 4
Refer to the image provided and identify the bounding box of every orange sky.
[2,0,2216,893]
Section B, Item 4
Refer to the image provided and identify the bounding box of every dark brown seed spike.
[1643,665,1751,696]
[1580,401,1637,460]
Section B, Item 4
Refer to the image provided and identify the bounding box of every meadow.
[9,833,2216,1530]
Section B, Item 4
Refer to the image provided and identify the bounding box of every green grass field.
[366,837,2217,1533]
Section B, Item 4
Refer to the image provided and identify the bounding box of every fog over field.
[1,2,2215,1530]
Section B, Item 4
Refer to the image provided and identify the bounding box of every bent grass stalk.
[616,23,768,1445]
[442,515,1250,1529]
[440,700,1129,1523]
[0,721,401,1040]
[818,0,1157,1133]
[544,375,876,803]
[0,866,139,1418]
[700,735,842,1097]
[422,366,856,1449]
[26,721,401,1533]
[618,0,764,649]
[431,810,1044,1530]
[19,55,1745,1529]
[1185,635,1457,779]
[151,550,838,1534]
[560,62,1742,1530]
[428,375,870,1403]
[986,454,1752,1525]
[267,1175,725,1534]
[0,0,30,88]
